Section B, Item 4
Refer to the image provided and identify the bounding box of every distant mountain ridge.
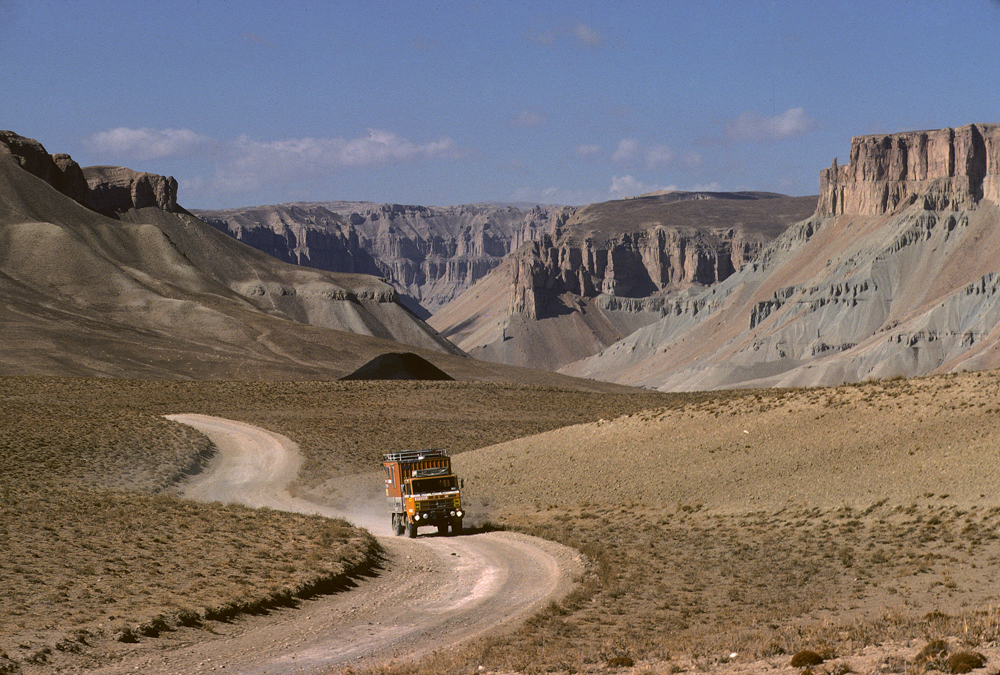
[194,201,571,318]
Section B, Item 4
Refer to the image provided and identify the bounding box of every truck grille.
[416,496,458,519]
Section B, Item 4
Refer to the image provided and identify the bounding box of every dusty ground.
[5,373,1000,674]
[75,416,581,675]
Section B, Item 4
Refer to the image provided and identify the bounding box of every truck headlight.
[456,510,464,518]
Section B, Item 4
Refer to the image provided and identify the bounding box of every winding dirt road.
[86,414,581,674]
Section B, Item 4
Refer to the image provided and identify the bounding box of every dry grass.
[7,372,1000,674]
[0,376,671,670]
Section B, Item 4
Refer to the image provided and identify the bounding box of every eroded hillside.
[563,123,1000,390]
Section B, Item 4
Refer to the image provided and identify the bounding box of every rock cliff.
[0,131,181,216]
[0,130,90,206]
[564,123,1000,391]
[506,192,812,319]
[430,192,814,370]
[819,123,1000,215]
[83,165,180,216]
[196,202,570,317]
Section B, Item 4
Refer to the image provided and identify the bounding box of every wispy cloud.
[209,130,465,194]
[242,32,276,48]
[86,126,466,199]
[572,22,604,48]
[525,21,604,48]
[510,110,547,128]
[84,127,216,161]
[725,107,818,143]
[611,139,675,170]
[575,144,602,159]
[608,175,678,199]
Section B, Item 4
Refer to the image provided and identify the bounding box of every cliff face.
[0,131,181,217]
[197,202,570,317]
[0,130,90,205]
[819,123,1000,215]
[507,194,814,320]
[430,192,814,371]
[83,165,180,215]
[564,124,1000,391]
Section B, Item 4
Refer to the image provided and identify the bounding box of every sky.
[2,0,999,209]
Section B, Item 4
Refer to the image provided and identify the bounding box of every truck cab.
[383,449,465,537]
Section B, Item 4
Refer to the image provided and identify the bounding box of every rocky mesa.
[563,123,1000,390]
[430,192,815,371]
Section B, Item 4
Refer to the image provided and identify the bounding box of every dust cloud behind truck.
[383,449,465,538]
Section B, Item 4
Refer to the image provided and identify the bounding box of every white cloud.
[611,139,640,163]
[612,139,675,169]
[575,144,602,159]
[725,107,818,143]
[209,130,464,194]
[572,22,604,47]
[609,175,678,200]
[84,127,215,160]
[510,110,547,128]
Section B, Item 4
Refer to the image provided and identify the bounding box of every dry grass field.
[0,376,669,672]
[5,372,1000,674]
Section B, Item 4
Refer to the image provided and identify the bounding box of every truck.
[383,449,464,537]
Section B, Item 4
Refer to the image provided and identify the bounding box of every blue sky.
[3,0,999,209]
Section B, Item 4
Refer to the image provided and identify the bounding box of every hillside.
[563,123,1000,390]
[430,192,815,371]
[0,131,630,391]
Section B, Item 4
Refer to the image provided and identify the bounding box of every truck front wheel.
[405,519,417,538]
[392,514,405,536]
[451,517,463,535]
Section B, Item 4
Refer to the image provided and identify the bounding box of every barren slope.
[430,193,814,371]
[564,124,1000,390]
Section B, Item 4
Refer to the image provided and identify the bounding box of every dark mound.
[340,353,454,381]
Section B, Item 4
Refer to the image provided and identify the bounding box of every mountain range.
[4,123,1000,391]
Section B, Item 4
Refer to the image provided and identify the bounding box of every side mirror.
[460,479,465,489]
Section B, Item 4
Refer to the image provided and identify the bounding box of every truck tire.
[393,514,405,536]
[405,519,417,538]
[451,517,463,535]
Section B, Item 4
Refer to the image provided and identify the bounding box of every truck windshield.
[410,476,457,494]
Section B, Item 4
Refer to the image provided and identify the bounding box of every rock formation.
[563,123,1000,391]
[0,130,90,206]
[196,202,570,317]
[84,165,179,216]
[819,123,1000,216]
[431,192,815,370]
[505,193,810,320]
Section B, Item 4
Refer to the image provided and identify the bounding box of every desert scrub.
[0,483,378,663]
[0,376,382,667]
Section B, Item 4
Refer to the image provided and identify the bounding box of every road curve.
[85,414,581,674]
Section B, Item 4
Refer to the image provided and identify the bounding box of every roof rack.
[383,448,449,463]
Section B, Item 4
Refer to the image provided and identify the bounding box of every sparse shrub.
[915,638,949,662]
[790,649,824,667]
[947,651,986,673]
[606,655,634,668]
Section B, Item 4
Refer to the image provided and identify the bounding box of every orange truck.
[383,449,464,537]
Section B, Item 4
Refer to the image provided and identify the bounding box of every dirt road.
[84,414,581,674]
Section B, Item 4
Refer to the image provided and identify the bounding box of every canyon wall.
[197,202,570,316]
[819,123,1000,215]
[506,194,815,320]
